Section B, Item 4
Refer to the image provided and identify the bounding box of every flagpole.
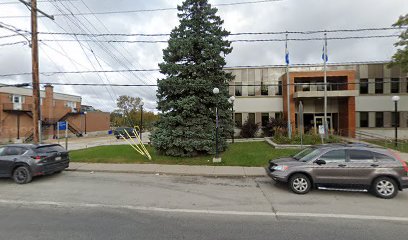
[286,32,292,139]
[323,32,328,138]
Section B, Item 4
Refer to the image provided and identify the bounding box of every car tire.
[12,166,32,184]
[289,173,311,194]
[372,177,398,199]
[54,170,63,174]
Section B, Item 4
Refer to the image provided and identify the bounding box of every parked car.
[113,127,137,139]
[266,143,408,199]
[0,144,69,184]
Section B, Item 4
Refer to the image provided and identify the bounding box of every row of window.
[359,112,400,128]
[359,78,404,94]
[234,112,283,127]
[318,149,394,163]
[234,81,282,96]
[9,94,77,108]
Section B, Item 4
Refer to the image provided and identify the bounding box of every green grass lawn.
[366,140,408,153]
[70,142,298,167]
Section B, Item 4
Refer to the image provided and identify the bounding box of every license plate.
[55,156,61,161]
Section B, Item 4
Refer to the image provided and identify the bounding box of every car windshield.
[293,147,321,162]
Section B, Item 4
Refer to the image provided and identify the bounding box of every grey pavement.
[1,171,407,239]
[67,162,267,177]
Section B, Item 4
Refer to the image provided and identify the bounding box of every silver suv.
[267,144,408,199]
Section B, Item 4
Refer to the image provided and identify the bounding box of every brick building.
[0,84,110,143]
[226,62,408,139]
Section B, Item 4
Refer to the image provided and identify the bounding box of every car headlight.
[273,165,289,171]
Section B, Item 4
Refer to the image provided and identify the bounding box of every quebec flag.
[322,44,328,62]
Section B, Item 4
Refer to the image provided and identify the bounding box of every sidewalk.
[67,162,267,177]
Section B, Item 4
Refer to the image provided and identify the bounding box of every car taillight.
[388,149,408,173]
[31,156,45,161]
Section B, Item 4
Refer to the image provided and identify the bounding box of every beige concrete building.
[226,62,408,139]
[0,84,110,143]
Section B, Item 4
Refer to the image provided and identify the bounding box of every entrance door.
[314,116,331,133]
[12,95,22,110]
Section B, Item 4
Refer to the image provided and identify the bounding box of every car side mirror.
[315,159,326,165]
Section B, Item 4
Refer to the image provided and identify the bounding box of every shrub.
[240,120,260,138]
[263,117,287,137]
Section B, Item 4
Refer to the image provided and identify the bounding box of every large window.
[248,113,255,125]
[261,82,268,95]
[261,113,269,126]
[235,82,242,96]
[235,113,242,127]
[391,112,400,127]
[276,81,282,95]
[360,112,369,127]
[248,84,255,96]
[375,112,383,128]
[375,78,383,94]
[391,78,399,94]
[359,79,368,94]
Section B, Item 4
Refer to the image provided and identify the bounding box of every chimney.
[44,84,54,121]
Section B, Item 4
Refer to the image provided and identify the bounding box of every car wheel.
[12,166,32,184]
[54,170,63,174]
[372,177,398,199]
[289,174,311,194]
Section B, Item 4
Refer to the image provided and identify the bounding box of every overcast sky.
[0,0,407,112]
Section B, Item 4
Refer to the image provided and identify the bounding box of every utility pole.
[323,32,328,138]
[285,33,292,139]
[31,0,40,144]
[19,0,54,144]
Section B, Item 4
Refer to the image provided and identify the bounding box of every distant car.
[0,144,69,184]
[266,144,408,199]
[113,127,137,139]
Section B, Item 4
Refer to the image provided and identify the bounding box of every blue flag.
[285,41,290,65]
[322,45,328,62]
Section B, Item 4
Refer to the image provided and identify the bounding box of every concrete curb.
[66,163,268,178]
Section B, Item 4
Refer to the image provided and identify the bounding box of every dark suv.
[113,127,137,139]
[267,144,408,199]
[0,144,70,184]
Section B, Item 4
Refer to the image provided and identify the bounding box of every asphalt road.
[0,172,407,239]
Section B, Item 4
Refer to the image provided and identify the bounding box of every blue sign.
[58,121,67,131]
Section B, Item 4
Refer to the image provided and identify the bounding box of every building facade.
[0,84,110,143]
[226,62,408,139]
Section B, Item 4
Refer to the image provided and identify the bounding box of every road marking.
[0,199,408,222]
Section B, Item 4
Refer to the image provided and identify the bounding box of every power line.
[0,0,283,18]
[0,0,78,4]
[36,27,405,37]
[0,60,394,78]
[34,34,400,44]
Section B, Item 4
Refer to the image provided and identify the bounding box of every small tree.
[240,120,259,138]
[262,117,287,137]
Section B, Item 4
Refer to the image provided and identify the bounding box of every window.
[235,113,242,127]
[261,113,269,127]
[261,82,268,95]
[374,152,395,162]
[4,147,26,156]
[319,150,346,163]
[0,147,5,156]
[12,95,21,103]
[391,78,399,94]
[348,150,374,162]
[359,79,368,94]
[375,78,383,94]
[235,82,242,96]
[360,112,369,127]
[375,112,383,128]
[66,101,76,108]
[391,112,400,127]
[275,112,283,120]
[248,84,255,96]
[276,81,282,95]
[248,113,255,125]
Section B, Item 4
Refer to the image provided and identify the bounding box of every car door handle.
[370,164,379,167]
[338,164,346,167]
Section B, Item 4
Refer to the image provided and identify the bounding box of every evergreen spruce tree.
[151,0,233,157]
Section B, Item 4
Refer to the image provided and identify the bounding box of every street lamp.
[140,101,144,142]
[392,96,400,147]
[228,96,235,143]
[84,111,87,135]
[213,88,220,162]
